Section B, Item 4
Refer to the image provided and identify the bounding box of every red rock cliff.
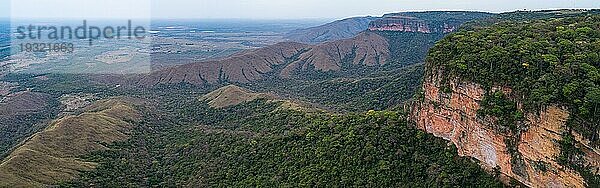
[410,69,599,187]
[368,16,458,33]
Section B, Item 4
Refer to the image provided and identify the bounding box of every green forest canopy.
[427,13,600,144]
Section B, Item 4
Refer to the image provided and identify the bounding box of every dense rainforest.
[59,97,502,187]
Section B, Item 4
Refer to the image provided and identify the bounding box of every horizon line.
[3,8,599,21]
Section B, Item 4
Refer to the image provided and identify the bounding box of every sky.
[3,0,600,20]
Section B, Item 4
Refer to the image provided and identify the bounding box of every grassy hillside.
[0,98,141,187]
[200,85,274,108]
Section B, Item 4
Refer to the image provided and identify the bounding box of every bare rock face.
[411,70,598,187]
[517,107,586,187]
[368,11,492,33]
[369,16,456,33]
[369,16,449,33]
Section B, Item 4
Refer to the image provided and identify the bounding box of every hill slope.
[139,32,390,86]
[280,32,389,77]
[0,98,141,187]
[285,16,377,44]
[200,85,274,108]
[137,42,309,86]
[0,91,58,157]
[139,11,491,88]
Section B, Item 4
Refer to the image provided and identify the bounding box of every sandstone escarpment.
[411,72,599,187]
[368,16,456,33]
[368,11,491,33]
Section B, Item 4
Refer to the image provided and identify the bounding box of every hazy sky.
[4,0,600,19]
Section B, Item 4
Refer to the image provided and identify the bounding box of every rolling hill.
[0,98,141,187]
[137,32,391,86]
[137,11,491,88]
[0,91,58,157]
[200,85,274,108]
[285,16,377,44]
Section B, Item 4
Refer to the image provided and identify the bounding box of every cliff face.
[286,11,492,43]
[368,16,457,33]
[411,70,599,187]
[367,11,492,33]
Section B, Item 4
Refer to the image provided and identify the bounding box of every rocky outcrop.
[368,16,454,33]
[368,11,492,33]
[411,71,599,187]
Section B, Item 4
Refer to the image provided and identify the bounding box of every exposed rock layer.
[411,74,599,187]
[369,16,457,33]
[368,11,492,33]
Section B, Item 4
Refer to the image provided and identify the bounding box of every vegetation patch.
[0,98,140,187]
[60,98,503,187]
